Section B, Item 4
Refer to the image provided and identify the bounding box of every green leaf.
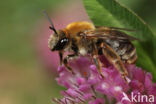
[83,0,156,81]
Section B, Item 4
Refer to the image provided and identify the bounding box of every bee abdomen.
[116,41,137,64]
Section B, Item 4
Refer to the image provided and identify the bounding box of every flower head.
[53,57,156,104]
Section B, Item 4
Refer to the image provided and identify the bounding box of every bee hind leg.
[101,42,128,82]
[63,54,77,75]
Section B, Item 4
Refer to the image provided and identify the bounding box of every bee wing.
[95,26,137,32]
[85,26,139,41]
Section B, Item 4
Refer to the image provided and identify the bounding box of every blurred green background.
[0,0,155,104]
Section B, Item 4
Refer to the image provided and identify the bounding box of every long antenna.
[43,11,58,36]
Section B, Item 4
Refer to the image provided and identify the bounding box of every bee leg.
[92,44,105,78]
[93,56,104,78]
[59,51,63,65]
[63,54,77,75]
[101,43,128,82]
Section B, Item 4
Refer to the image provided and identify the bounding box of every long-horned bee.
[44,11,138,81]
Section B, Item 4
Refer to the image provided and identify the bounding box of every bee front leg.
[92,44,105,78]
[101,42,128,82]
[59,51,63,65]
[63,54,77,75]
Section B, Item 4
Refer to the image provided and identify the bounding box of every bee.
[44,11,138,81]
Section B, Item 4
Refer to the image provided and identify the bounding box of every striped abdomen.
[105,39,137,64]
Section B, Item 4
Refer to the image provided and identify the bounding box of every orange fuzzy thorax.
[65,21,95,36]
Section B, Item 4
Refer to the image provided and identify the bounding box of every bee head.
[43,11,69,51]
[48,30,69,51]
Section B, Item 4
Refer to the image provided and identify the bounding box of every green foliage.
[83,0,156,81]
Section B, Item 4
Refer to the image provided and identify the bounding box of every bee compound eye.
[61,38,68,43]
[53,38,69,50]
